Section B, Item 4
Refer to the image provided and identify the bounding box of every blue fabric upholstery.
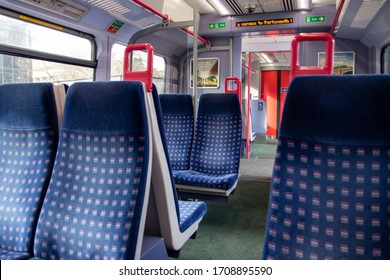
[159,94,194,171]
[174,93,242,192]
[0,249,31,260]
[178,201,207,232]
[33,81,150,260]
[151,86,206,233]
[174,170,239,190]
[0,83,58,260]
[263,75,390,260]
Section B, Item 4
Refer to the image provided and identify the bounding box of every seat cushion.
[174,170,238,191]
[0,248,31,260]
[178,200,207,232]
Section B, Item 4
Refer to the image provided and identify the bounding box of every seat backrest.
[159,94,194,170]
[33,81,152,260]
[0,83,59,259]
[263,75,390,260]
[144,85,206,252]
[190,93,242,175]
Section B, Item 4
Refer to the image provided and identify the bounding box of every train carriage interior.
[1,0,390,262]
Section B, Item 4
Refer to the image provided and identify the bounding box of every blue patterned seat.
[33,81,152,260]
[0,83,59,260]
[144,86,206,256]
[159,94,194,171]
[174,93,242,198]
[262,75,390,260]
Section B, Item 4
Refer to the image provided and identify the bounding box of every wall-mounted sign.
[304,15,326,23]
[106,19,124,34]
[208,22,226,29]
[318,51,355,75]
[190,58,220,88]
[236,18,293,28]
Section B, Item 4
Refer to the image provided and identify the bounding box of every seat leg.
[190,231,197,239]
[167,249,181,258]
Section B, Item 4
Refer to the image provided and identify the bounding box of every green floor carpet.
[177,180,270,260]
[250,143,277,159]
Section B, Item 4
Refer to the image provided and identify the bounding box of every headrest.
[198,93,241,116]
[0,83,58,130]
[159,94,193,115]
[63,81,147,134]
[281,75,390,145]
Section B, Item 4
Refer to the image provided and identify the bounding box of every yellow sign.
[20,15,63,30]
[236,18,293,28]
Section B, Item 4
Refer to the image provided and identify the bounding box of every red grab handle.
[290,33,334,80]
[123,43,154,92]
[224,77,242,105]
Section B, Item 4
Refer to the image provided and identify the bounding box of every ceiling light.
[260,53,273,63]
[296,0,312,10]
[206,0,231,16]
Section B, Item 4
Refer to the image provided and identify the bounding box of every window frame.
[381,43,390,74]
[0,7,97,70]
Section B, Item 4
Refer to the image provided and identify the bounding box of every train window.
[0,14,93,60]
[0,10,95,84]
[110,43,166,92]
[0,54,93,84]
[111,43,125,81]
[381,44,390,73]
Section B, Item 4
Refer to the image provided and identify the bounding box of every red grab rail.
[224,77,242,105]
[123,43,154,92]
[290,33,335,80]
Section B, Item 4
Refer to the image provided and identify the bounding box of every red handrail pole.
[246,53,252,159]
[330,0,345,35]
[224,76,247,157]
[123,43,154,92]
[242,63,257,73]
[132,0,209,45]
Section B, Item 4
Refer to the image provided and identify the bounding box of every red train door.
[261,69,290,138]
